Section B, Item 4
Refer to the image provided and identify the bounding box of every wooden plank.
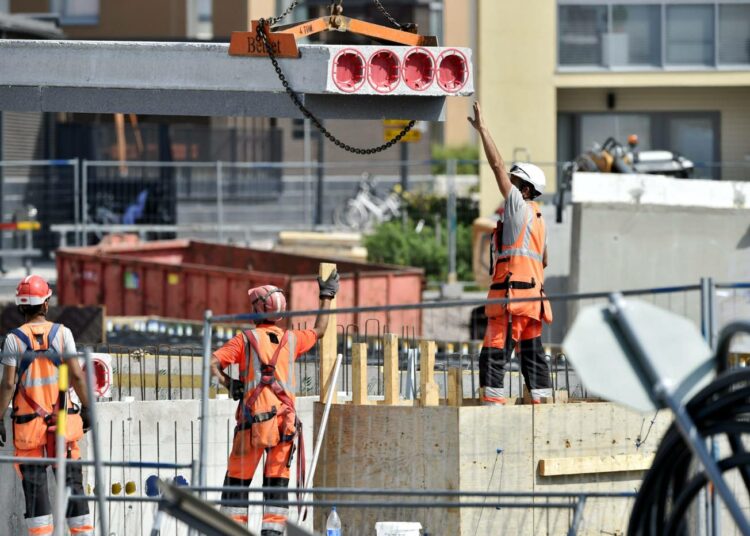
[538,454,655,476]
[319,263,338,404]
[419,340,439,407]
[277,231,361,247]
[447,368,463,407]
[351,342,369,406]
[383,333,399,405]
[313,403,461,534]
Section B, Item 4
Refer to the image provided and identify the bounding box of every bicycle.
[333,174,402,232]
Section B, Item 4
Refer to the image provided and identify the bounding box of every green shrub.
[365,218,474,282]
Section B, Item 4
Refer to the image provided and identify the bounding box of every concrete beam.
[0,40,462,120]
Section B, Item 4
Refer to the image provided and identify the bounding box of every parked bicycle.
[333,173,402,232]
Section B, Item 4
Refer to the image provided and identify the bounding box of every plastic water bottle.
[326,506,342,536]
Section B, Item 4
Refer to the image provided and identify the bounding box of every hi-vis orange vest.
[10,322,83,451]
[488,200,553,323]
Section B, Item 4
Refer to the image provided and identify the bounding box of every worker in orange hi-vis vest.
[0,275,94,536]
[210,270,340,535]
[468,102,554,405]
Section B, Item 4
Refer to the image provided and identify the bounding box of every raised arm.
[468,102,513,199]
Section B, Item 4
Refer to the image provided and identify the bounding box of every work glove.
[0,418,6,447]
[80,406,92,433]
[317,270,340,300]
[228,379,245,401]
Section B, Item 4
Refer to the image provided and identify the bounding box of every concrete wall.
[0,397,317,536]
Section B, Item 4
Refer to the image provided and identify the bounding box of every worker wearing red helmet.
[469,103,554,405]
[210,271,340,536]
[0,275,94,536]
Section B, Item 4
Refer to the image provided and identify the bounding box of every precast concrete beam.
[0,40,473,120]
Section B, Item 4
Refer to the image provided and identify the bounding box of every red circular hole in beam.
[332,49,366,93]
[368,50,401,93]
[402,48,435,91]
[437,50,468,92]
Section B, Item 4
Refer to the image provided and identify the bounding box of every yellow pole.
[55,364,69,536]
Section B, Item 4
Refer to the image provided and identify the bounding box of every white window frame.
[557,0,750,71]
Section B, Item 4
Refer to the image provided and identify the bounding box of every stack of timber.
[274,231,367,261]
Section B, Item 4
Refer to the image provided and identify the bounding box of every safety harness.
[10,323,77,426]
[238,329,306,515]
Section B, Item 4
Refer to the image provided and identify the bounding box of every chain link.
[372,0,403,29]
[257,19,416,155]
[269,0,300,26]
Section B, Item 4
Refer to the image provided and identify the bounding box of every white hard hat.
[510,162,546,198]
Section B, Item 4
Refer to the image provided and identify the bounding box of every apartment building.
[477,0,750,215]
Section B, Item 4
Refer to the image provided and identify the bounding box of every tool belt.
[12,405,80,425]
[490,278,536,291]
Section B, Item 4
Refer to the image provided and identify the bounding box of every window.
[61,0,99,24]
[559,5,608,66]
[719,4,750,64]
[558,112,720,178]
[611,5,661,66]
[666,5,714,65]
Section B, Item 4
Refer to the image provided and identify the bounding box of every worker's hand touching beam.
[468,102,513,200]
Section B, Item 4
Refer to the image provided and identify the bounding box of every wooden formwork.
[311,263,672,534]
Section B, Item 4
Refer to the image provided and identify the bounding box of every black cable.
[628,367,750,535]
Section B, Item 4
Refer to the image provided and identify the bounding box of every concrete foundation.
[313,401,672,535]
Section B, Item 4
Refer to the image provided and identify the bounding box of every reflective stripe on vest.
[242,329,297,397]
[492,201,546,280]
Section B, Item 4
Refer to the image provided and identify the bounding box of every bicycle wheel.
[342,201,369,231]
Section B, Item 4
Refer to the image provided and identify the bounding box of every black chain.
[257,19,415,155]
[269,0,300,26]
[372,0,402,29]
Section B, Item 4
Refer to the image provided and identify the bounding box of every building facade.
[477,0,750,216]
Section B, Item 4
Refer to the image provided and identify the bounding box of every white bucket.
[375,522,422,536]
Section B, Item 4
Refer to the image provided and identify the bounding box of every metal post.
[0,110,4,272]
[72,158,80,247]
[216,161,224,243]
[400,142,409,192]
[447,158,458,284]
[83,348,109,536]
[315,128,325,226]
[566,495,587,536]
[700,277,720,536]
[298,353,343,522]
[81,160,89,247]
[607,293,750,534]
[303,119,312,228]
[54,364,69,536]
[198,310,213,495]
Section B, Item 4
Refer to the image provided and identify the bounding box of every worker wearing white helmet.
[468,102,554,405]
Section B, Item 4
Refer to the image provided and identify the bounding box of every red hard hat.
[16,275,52,306]
[248,285,286,321]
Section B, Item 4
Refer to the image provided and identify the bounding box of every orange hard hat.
[16,275,52,306]
[248,285,286,321]
[627,134,639,145]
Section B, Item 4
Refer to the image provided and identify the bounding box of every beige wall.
[559,87,750,181]
[213,0,275,39]
[477,0,557,216]
[53,0,188,39]
[442,0,474,148]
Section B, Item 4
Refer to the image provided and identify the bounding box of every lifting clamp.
[228,3,438,58]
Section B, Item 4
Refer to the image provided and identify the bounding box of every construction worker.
[0,275,93,535]
[210,270,340,535]
[468,102,554,405]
